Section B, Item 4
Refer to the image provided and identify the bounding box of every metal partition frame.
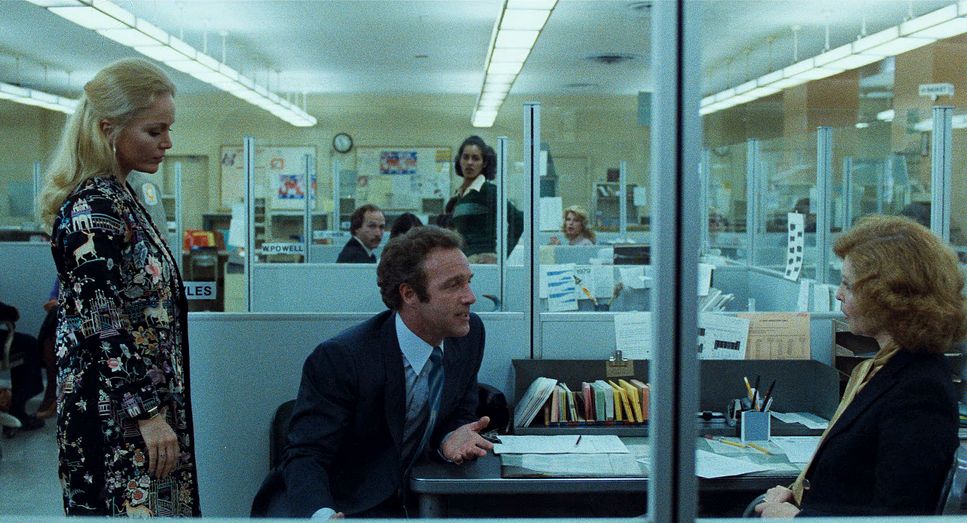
[244,136,256,312]
[699,149,711,254]
[303,153,313,262]
[931,105,953,242]
[745,139,760,267]
[650,1,700,521]
[816,127,832,284]
[496,136,510,311]
[619,159,629,238]
[331,158,341,232]
[173,161,183,267]
[524,102,541,359]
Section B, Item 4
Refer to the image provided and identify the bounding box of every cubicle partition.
[186,311,528,517]
[0,241,56,335]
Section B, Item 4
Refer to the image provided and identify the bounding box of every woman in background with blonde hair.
[39,58,200,516]
[550,205,596,246]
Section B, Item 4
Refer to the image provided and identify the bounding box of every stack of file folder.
[514,376,650,429]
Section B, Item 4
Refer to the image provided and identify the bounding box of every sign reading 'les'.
[183,281,217,300]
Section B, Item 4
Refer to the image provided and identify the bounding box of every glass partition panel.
[534,99,649,319]
[950,127,967,261]
[707,142,748,262]
[0,160,41,234]
[756,132,817,278]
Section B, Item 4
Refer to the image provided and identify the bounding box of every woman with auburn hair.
[755,215,966,518]
[38,58,200,516]
[550,205,596,246]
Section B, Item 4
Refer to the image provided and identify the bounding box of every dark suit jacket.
[252,310,484,518]
[798,349,958,517]
[335,237,375,263]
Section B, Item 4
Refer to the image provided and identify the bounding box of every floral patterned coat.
[51,175,200,516]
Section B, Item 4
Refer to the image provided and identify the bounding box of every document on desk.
[501,453,645,478]
[493,435,629,455]
[770,436,821,464]
[695,449,773,478]
[737,312,810,360]
[613,312,652,359]
[770,411,829,430]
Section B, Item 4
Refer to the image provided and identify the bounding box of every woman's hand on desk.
[763,485,794,504]
[754,500,800,518]
[441,416,494,464]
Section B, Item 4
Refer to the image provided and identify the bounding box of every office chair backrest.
[937,444,967,515]
[269,399,296,470]
[1,321,24,371]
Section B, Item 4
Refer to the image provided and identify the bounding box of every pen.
[746,442,771,455]
[743,376,753,399]
[761,380,776,412]
[575,435,582,447]
[753,375,761,397]
[751,387,759,411]
[580,286,598,306]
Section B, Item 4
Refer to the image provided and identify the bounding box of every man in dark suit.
[252,226,493,518]
[336,204,385,263]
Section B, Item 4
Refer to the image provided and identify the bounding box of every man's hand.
[440,416,494,464]
[754,501,800,518]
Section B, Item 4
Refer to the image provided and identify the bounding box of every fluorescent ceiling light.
[701,2,955,117]
[0,81,77,114]
[472,1,556,127]
[32,0,315,126]
[877,109,895,121]
[501,9,550,30]
[48,5,128,29]
[98,27,164,47]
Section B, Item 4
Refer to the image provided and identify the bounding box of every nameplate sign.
[183,281,217,300]
[919,83,954,98]
[261,242,306,255]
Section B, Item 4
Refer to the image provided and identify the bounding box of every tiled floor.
[1,396,62,516]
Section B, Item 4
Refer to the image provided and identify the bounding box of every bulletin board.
[219,145,316,210]
[351,146,451,211]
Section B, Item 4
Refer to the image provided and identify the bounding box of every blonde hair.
[561,205,595,242]
[834,215,967,354]
[38,58,175,229]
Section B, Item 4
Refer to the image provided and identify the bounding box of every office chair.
[741,445,967,517]
[937,444,967,515]
[269,399,296,470]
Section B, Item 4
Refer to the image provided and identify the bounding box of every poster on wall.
[220,145,316,210]
[355,146,451,210]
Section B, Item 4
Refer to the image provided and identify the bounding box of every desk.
[410,437,803,518]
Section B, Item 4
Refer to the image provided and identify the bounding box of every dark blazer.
[335,237,375,263]
[798,349,958,517]
[252,310,484,518]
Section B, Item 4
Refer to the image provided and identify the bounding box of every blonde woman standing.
[39,58,199,516]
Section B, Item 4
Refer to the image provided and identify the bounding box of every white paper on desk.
[228,202,247,248]
[770,411,829,430]
[493,435,629,455]
[771,436,821,464]
[540,197,563,231]
[813,284,831,312]
[695,449,772,478]
[515,453,644,477]
[698,313,749,360]
[591,265,614,298]
[541,264,578,311]
[618,266,646,290]
[797,279,812,312]
[613,312,652,359]
[697,263,714,296]
[784,212,806,282]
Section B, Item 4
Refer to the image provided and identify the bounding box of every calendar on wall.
[219,145,316,210]
[351,146,451,211]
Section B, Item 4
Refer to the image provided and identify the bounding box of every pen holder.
[594,303,610,312]
[739,410,770,443]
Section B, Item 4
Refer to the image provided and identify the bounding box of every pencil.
[716,438,746,450]
[746,442,771,455]
[575,435,582,447]
[743,376,753,399]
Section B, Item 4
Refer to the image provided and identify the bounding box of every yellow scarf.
[790,340,900,505]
